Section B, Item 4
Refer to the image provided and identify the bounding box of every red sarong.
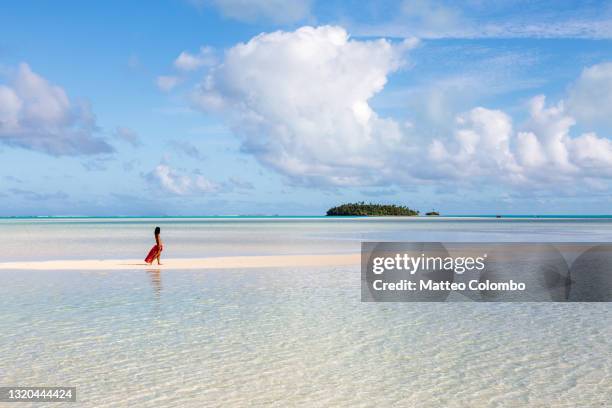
[145,245,160,263]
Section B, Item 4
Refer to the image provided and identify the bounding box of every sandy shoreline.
[0,253,361,271]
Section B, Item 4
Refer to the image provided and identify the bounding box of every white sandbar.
[0,253,361,271]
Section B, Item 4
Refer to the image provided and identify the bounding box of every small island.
[426,210,440,216]
[326,202,419,216]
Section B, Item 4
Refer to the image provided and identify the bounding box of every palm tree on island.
[326,202,420,216]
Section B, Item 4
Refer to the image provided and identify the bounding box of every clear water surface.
[0,218,610,407]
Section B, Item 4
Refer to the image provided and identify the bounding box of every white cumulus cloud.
[193,25,417,186]
[181,27,612,191]
[426,107,521,181]
[0,63,113,155]
[429,95,612,184]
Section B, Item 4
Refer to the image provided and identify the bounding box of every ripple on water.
[0,267,611,407]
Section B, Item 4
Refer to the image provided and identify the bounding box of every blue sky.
[1,1,612,215]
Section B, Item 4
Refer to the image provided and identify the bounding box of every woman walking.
[145,227,163,265]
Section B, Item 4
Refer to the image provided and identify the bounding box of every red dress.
[144,245,162,263]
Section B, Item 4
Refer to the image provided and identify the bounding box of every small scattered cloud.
[567,62,612,127]
[122,159,140,172]
[4,175,23,183]
[82,155,113,171]
[114,126,141,147]
[226,177,254,190]
[156,46,216,93]
[10,188,68,201]
[143,164,255,196]
[189,0,312,24]
[174,46,216,71]
[399,0,465,38]
[351,0,612,39]
[0,63,113,156]
[144,164,220,195]
[169,140,203,159]
[156,75,181,92]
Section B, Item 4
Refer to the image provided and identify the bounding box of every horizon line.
[3,214,612,219]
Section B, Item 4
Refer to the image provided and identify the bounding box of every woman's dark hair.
[154,227,161,235]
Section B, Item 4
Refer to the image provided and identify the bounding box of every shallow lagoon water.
[4,217,612,261]
[1,218,611,406]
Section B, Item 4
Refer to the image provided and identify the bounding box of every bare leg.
[156,252,162,265]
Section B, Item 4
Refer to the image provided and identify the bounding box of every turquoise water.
[0,218,611,407]
[3,214,612,218]
[4,217,612,262]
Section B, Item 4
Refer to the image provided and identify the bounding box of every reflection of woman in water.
[147,269,162,298]
[145,227,163,265]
